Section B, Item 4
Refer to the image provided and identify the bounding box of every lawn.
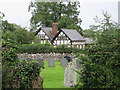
[33,60,79,89]
[40,61,65,88]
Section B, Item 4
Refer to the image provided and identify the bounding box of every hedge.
[17,43,80,54]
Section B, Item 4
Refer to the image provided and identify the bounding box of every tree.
[82,11,118,39]
[89,11,117,31]
[2,23,34,44]
[29,1,82,31]
[1,13,42,88]
[2,20,17,32]
[1,16,34,44]
[14,28,34,44]
[77,12,120,88]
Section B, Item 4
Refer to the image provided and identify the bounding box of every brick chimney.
[52,23,58,36]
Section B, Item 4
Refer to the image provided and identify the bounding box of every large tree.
[29,1,82,31]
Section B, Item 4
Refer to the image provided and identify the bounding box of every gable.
[37,29,49,39]
[52,31,71,45]
[57,32,69,39]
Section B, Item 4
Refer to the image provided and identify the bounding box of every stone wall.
[17,53,75,61]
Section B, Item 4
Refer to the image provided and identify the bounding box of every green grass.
[40,61,66,88]
[32,60,79,89]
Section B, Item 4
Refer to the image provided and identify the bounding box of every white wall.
[53,32,71,45]
[37,30,50,44]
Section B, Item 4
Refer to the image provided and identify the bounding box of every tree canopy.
[1,13,35,44]
[29,1,82,31]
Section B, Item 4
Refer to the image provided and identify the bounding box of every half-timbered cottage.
[34,23,87,48]
[52,29,86,48]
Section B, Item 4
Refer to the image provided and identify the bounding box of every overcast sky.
[0,0,119,29]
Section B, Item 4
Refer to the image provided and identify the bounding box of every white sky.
[0,0,119,29]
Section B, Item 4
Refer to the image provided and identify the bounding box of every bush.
[2,32,42,88]
[33,36,40,43]
[17,44,80,54]
[77,28,120,88]
[14,60,41,88]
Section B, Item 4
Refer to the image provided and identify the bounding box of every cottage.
[52,28,86,48]
[34,23,87,48]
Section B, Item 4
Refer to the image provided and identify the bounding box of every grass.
[33,60,79,89]
[40,61,66,88]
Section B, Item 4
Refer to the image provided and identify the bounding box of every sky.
[0,0,119,29]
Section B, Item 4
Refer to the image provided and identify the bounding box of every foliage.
[33,36,40,43]
[77,12,120,88]
[2,47,17,88]
[17,43,51,53]
[2,32,19,88]
[14,60,41,88]
[2,20,16,32]
[82,29,98,39]
[54,44,80,53]
[1,15,35,44]
[2,13,42,88]
[82,11,118,39]
[2,33,42,88]
[2,23,35,44]
[14,28,34,44]
[17,43,80,54]
[89,11,117,31]
[29,1,82,32]
[2,28,18,63]
[2,34,42,88]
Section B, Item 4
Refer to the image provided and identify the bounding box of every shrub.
[77,28,120,88]
[2,32,42,88]
[17,44,80,54]
[14,60,41,88]
[33,36,40,43]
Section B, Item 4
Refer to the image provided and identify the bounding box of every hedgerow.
[17,43,80,54]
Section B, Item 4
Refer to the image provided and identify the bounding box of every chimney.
[52,23,58,36]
